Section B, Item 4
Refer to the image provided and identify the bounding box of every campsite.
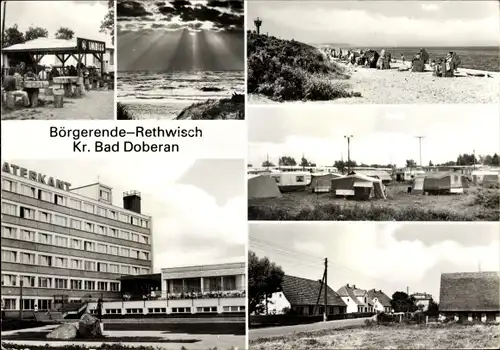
[248,176,500,221]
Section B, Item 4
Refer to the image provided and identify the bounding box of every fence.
[250,312,375,328]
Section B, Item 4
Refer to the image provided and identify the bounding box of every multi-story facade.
[87,262,246,316]
[412,292,433,311]
[1,162,152,314]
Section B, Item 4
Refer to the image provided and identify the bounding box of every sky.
[117,0,244,71]
[2,1,112,44]
[247,105,500,168]
[249,222,500,302]
[4,158,246,272]
[247,0,500,47]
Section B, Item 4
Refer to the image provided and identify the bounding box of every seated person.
[434,59,444,77]
[3,68,30,107]
[23,67,38,81]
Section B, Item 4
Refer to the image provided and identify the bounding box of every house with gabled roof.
[439,271,500,323]
[367,289,393,313]
[337,284,372,313]
[267,275,347,316]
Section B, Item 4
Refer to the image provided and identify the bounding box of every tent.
[248,175,282,199]
[331,174,387,200]
[353,170,392,184]
[423,171,464,194]
[308,173,343,193]
[411,175,426,194]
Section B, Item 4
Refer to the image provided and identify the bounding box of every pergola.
[2,36,108,76]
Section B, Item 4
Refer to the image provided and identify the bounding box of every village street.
[249,315,376,341]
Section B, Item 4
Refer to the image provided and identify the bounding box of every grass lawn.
[250,323,500,349]
[248,185,500,221]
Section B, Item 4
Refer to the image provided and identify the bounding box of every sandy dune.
[249,60,500,104]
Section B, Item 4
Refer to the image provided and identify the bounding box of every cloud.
[421,3,441,12]
[117,0,244,33]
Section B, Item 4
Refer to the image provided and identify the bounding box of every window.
[131,267,139,275]
[54,194,64,205]
[84,241,95,252]
[85,222,95,232]
[119,213,129,223]
[109,246,118,255]
[55,278,68,289]
[71,259,82,270]
[3,299,16,310]
[71,219,82,230]
[54,236,68,248]
[2,274,17,286]
[39,255,52,267]
[20,229,35,241]
[54,215,67,227]
[131,249,139,259]
[71,280,82,290]
[109,210,117,220]
[97,244,107,254]
[54,257,68,268]
[97,281,107,291]
[20,275,35,287]
[2,179,16,192]
[105,309,121,314]
[120,230,130,240]
[148,308,167,313]
[121,265,130,275]
[2,202,17,216]
[109,264,119,273]
[37,189,51,201]
[196,306,218,313]
[68,198,81,210]
[38,277,51,288]
[223,276,237,291]
[83,203,94,214]
[110,282,120,291]
[85,261,96,271]
[130,233,139,242]
[141,220,148,229]
[140,268,149,275]
[203,277,221,292]
[296,176,305,182]
[126,308,142,314]
[223,306,242,312]
[38,232,52,245]
[1,250,17,262]
[23,299,35,310]
[71,239,82,250]
[39,211,51,223]
[1,226,17,239]
[20,252,35,264]
[97,262,107,273]
[96,207,106,217]
[84,281,95,290]
[97,225,106,235]
[139,235,148,244]
[172,307,191,313]
[39,300,52,311]
[131,217,139,226]
[20,184,36,197]
[100,190,110,201]
[120,248,130,257]
[108,228,117,238]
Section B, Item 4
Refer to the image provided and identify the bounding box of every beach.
[1,89,114,120]
[249,60,500,104]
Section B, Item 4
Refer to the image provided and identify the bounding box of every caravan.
[270,172,312,192]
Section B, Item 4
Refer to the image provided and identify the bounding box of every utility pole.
[415,136,425,167]
[344,135,353,174]
[1,1,6,50]
[324,258,328,322]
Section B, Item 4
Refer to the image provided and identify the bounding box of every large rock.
[78,313,103,339]
[46,323,78,340]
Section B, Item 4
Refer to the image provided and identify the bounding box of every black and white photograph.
[1,158,246,349]
[248,222,500,349]
[1,1,115,120]
[247,0,500,104]
[247,105,500,221]
[116,0,245,120]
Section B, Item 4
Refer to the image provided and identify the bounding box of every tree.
[334,160,357,174]
[248,251,284,315]
[55,27,74,40]
[391,291,417,313]
[300,156,310,167]
[247,164,253,168]
[279,156,296,166]
[426,299,439,317]
[492,153,499,166]
[100,0,115,44]
[25,26,48,41]
[3,24,25,47]
[262,160,274,167]
[428,160,434,166]
[406,159,417,167]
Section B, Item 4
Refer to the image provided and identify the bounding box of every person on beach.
[23,67,38,81]
[401,54,405,64]
[3,68,30,107]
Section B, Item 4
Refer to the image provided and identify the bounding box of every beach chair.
[411,59,425,72]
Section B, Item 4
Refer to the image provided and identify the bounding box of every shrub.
[472,188,500,210]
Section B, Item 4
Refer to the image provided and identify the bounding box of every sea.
[117,71,245,120]
[320,45,499,72]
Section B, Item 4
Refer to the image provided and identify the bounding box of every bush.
[472,188,500,209]
[247,32,357,101]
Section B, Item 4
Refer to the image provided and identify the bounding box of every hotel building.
[88,262,246,316]
[1,162,153,313]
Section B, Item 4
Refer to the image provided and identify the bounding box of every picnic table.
[53,76,80,98]
[23,80,49,107]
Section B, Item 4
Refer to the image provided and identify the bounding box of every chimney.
[123,190,141,214]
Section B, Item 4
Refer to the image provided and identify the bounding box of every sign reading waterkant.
[2,162,71,191]
[76,37,106,53]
